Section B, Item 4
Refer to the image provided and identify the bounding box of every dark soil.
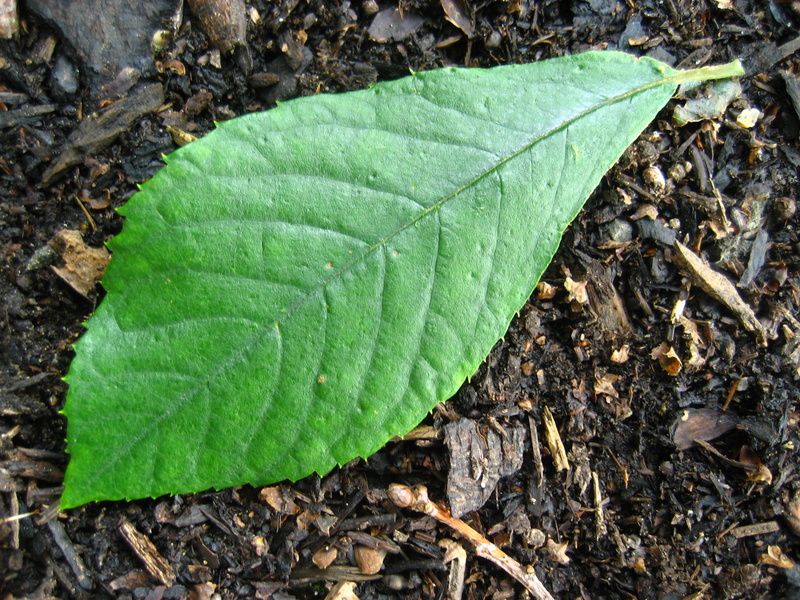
[2,1,800,599]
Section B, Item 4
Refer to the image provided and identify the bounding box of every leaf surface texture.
[62,52,681,507]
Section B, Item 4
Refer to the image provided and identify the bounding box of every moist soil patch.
[2,1,800,599]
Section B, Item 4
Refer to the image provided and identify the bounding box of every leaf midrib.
[78,68,677,496]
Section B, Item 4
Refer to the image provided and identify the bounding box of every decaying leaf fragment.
[671,408,740,450]
[651,342,682,375]
[671,242,770,345]
[760,546,796,569]
[441,0,474,37]
[545,539,571,564]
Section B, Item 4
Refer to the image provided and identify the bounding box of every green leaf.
[61,52,744,508]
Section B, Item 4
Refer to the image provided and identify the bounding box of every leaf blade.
[63,52,688,507]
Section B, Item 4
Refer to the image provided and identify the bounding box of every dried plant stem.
[388,483,555,600]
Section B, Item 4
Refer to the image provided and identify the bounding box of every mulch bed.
[2,0,799,598]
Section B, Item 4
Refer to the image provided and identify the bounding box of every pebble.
[486,30,502,48]
[607,218,634,243]
[50,54,79,98]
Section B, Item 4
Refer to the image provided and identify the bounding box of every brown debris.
[117,518,176,587]
[439,539,467,600]
[48,230,110,298]
[563,276,588,305]
[541,406,568,472]
[259,485,300,514]
[651,342,682,375]
[186,0,247,54]
[109,570,152,592]
[760,545,795,569]
[544,539,570,565]
[671,242,770,345]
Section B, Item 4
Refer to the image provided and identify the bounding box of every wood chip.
[118,518,176,586]
[541,406,568,472]
[729,521,779,538]
[671,242,769,344]
[186,0,247,53]
[439,539,467,600]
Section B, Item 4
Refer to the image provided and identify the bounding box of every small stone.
[51,54,80,98]
[667,161,690,183]
[525,528,546,547]
[486,30,502,48]
[736,107,762,128]
[382,574,407,590]
[362,0,379,15]
[642,165,666,192]
[25,244,56,272]
[774,197,796,222]
[607,219,633,243]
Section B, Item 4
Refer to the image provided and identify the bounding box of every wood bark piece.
[187,0,247,54]
[388,483,555,600]
[0,103,56,128]
[729,521,780,538]
[444,418,525,518]
[117,518,176,586]
[671,242,770,345]
[42,83,165,185]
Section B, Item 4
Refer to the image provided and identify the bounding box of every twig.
[388,483,555,600]
[47,519,93,590]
